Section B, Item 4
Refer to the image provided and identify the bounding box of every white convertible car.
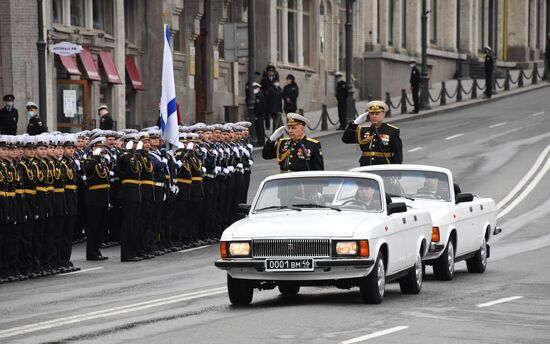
[351,165,501,281]
[215,171,433,305]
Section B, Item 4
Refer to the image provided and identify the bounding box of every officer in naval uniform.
[262,112,324,172]
[341,100,403,166]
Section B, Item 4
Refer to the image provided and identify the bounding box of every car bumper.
[215,258,375,281]
[424,242,446,260]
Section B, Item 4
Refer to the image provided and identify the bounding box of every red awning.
[78,48,101,81]
[125,56,145,90]
[58,55,81,75]
[98,50,122,84]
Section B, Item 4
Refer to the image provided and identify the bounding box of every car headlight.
[228,242,251,257]
[335,241,358,255]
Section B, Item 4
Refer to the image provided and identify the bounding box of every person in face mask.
[252,82,266,147]
[409,59,420,114]
[0,94,18,135]
[26,101,47,136]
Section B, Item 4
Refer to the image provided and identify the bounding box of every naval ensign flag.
[160,24,179,147]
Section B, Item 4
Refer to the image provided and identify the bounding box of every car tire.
[466,237,487,273]
[399,251,423,294]
[278,283,300,296]
[360,252,385,304]
[433,238,455,281]
[227,274,254,305]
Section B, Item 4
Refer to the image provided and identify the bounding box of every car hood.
[225,210,385,239]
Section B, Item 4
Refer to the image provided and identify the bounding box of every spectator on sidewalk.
[26,101,47,135]
[484,46,494,99]
[252,82,266,147]
[335,72,347,130]
[0,94,18,135]
[409,59,420,114]
[282,74,299,114]
[98,105,114,130]
[260,64,283,132]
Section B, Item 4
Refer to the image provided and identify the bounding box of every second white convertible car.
[215,171,433,305]
[351,165,500,281]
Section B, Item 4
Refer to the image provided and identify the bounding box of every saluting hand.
[353,112,369,125]
[270,126,286,141]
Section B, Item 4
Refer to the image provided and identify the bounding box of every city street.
[1,87,550,343]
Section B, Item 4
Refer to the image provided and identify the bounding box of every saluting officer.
[262,113,324,172]
[60,135,80,271]
[341,100,403,166]
[98,105,114,130]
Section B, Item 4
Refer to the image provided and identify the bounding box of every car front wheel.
[360,252,385,304]
[399,251,423,294]
[227,274,254,305]
[433,238,455,281]
[466,237,487,273]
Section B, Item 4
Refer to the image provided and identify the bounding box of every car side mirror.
[236,203,252,215]
[455,193,474,204]
[388,202,407,215]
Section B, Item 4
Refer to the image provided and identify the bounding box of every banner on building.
[50,42,83,56]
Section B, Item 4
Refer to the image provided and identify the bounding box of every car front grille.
[252,239,331,258]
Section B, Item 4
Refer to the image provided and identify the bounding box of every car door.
[453,201,476,256]
[384,212,409,273]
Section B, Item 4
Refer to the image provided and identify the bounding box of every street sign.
[50,42,83,56]
[223,23,248,62]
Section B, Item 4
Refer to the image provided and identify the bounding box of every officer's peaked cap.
[26,101,38,109]
[88,137,106,149]
[286,113,311,127]
[366,100,389,113]
[3,94,15,101]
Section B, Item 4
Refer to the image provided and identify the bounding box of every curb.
[253,82,550,152]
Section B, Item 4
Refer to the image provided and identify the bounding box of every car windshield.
[363,170,452,202]
[254,176,383,213]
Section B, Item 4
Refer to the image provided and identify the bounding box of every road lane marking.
[341,326,409,344]
[489,122,507,128]
[56,267,104,276]
[0,287,227,339]
[496,144,550,210]
[532,111,545,117]
[477,296,524,308]
[445,133,464,140]
[178,245,211,253]
[497,146,550,219]
[408,147,423,153]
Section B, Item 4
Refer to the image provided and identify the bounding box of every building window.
[70,0,85,27]
[479,0,485,51]
[528,0,532,47]
[401,0,406,48]
[430,0,437,44]
[536,0,541,48]
[388,0,394,46]
[53,0,63,23]
[174,11,185,52]
[93,0,113,34]
[124,0,135,43]
[376,0,381,44]
[338,1,345,71]
[276,0,314,67]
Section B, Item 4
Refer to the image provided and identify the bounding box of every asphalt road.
[2,87,550,343]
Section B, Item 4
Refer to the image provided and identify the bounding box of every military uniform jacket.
[49,158,67,217]
[32,158,50,219]
[0,106,18,133]
[117,151,141,202]
[139,152,155,202]
[27,115,47,135]
[83,156,110,207]
[189,150,204,200]
[336,80,347,101]
[99,114,114,130]
[61,156,78,216]
[174,149,192,201]
[18,157,37,220]
[342,122,403,166]
[0,160,16,223]
[262,136,324,172]
[410,66,420,88]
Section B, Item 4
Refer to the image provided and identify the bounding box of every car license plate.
[265,259,314,272]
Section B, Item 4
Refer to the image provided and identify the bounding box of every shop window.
[70,0,85,27]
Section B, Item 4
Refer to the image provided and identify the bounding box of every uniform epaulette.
[306,137,320,144]
[279,137,291,141]
[386,123,399,129]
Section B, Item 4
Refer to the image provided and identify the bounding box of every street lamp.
[36,0,48,125]
[246,0,257,145]
[420,0,431,110]
[345,0,355,123]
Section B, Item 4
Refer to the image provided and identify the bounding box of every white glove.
[163,194,167,201]
[228,166,235,173]
[93,148,102,156]
[218,148,224,155]
[82,175,87,181]
[224,147,230,154]
[175,160,183,167]
[215,166,222,174]
[270,126,286,141]
[186,142,194,150]
[247,144,253,150]
[241,147,250,158]
[125,141,134,150]
[162,158,168,165]
[75,160,81,169]
[236,163,243,170]
[249,160,254,166]
[175,142,185,150]
[109,171,115,177]
[104,154,111,162]
[354,112,369,125]
[200,147,208,154]
[136,141,143,150]
[212,149,218,156]
[202,167,207,174]
[223,168,229,174]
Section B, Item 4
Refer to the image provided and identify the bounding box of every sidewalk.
[259,68,549,146]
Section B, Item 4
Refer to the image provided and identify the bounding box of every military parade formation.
[0,118,255,283]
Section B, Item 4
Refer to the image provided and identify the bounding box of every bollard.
[472,79,478,99]
[518,69,524,87]
[400,89,408,114]
[504,70,510,91]
[321,104,328,131]
[456,79,463,102]
[532,63,538,85]
[385,92,392,118]
[440,81,446,106]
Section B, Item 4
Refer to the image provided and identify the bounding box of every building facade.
[0,0,548,133]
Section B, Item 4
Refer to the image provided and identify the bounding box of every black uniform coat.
[410,66,420,88]
[27,116,47,135]
[0,106,18,135]
[116,151,141,202]
[281,83,299,113]
[61,156,79,216]
[262,136,324,172]
[342,122,403,166]
[260,76,282,114]
[83,156,110,207]
[99,114,114,130]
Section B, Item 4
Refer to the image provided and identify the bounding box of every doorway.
[56,79,89,132]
